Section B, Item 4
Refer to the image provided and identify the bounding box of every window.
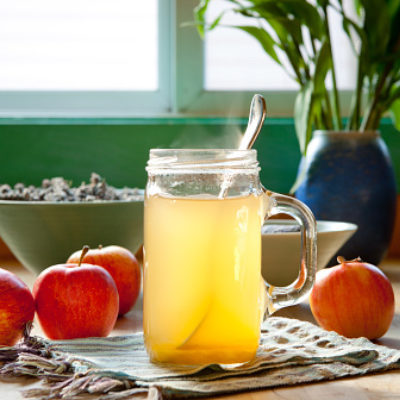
[0,0,356,117]
[0,0,169,116]
[0,0,158,90]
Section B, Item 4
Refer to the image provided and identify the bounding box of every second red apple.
[68,245,141,316]
[0,268,35,345]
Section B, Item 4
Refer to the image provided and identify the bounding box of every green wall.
[0,118,399,193]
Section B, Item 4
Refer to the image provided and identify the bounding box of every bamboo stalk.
[361,68,392,131]
[361,37,400,131]
[323,89,334,129]
[347,57,364,130]
[323,5,342,130]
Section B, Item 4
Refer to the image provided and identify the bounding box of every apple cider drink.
[144,193,264,364]
[144,149,317,365]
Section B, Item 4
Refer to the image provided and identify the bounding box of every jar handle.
[262,188,317,316]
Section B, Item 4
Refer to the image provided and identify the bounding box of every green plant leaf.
[249,0,323,38]
[316,0,329,7]
[247,3,304,44]
[340,13,365,44]
[247,1,284,18]
[313,40,331,94]
[278,0,324,38]
[390,97,400,131]
[353,0,364,15]
[388,2,400,50]
[388,0,400,18]
[293,40,331,154]
[194,0,211,37]
[193,1,227,37]
[386,83,400,108]
[294,81,316,154]
[236,26,281,64]
[209,13,224,30]
[360,0,391,59]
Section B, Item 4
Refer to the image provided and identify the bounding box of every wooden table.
[1,257,400,400]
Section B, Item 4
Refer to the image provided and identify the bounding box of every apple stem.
[337,256,346,265]
[337,256,363,265]
[79,245,90,266]
[23,321,33,340]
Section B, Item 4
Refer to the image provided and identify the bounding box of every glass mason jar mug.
[144,149,316,365]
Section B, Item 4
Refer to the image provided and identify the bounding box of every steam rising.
[169,125,243,149]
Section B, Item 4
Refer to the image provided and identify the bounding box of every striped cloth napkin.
[1,317,400,399]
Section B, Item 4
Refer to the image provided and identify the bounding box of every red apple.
[67,245,141,316]
[309,257,395,339]
[0,268,35,346]
[33,257,119,340]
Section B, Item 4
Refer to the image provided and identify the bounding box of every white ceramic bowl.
[262,220,358,287]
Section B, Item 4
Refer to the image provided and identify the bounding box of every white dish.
[262,220,358,287]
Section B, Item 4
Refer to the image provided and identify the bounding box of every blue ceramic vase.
[295,130,397,265]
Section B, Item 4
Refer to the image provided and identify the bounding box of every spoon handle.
[218,94,267,199]
[239,94,267,150]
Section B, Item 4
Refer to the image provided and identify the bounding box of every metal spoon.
[239,94,267,150]
[218,94,267,198]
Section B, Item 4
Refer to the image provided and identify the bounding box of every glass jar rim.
[146,149,259,172]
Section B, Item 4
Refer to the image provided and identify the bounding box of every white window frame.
[0,0,353,118]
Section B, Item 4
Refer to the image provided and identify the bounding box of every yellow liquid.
[143,194,265,365]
